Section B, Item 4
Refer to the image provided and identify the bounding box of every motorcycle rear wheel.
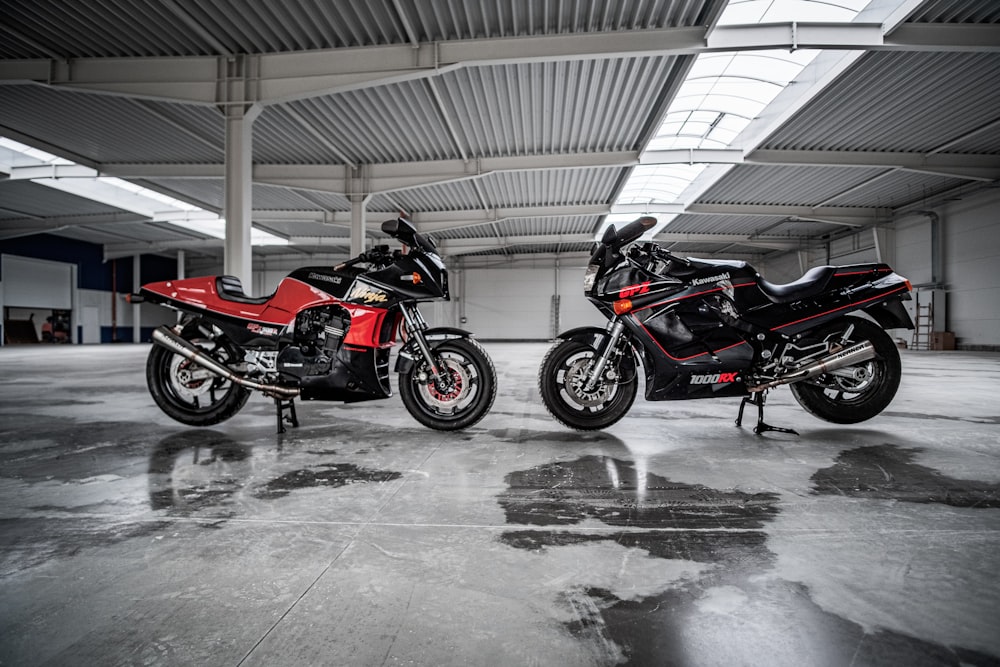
[789,316,901,424]
[399,338,496,431]
[146,323,251,427]
[538,339,637,430]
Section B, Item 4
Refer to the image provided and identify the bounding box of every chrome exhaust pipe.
[152,326,299,398]
[748,341,876,392]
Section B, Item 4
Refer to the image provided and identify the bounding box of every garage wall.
[0,235,177,344]
[756,188,1000,349]
[931,189,1000,349]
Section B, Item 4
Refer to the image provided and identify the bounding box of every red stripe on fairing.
[629,281,757,314]
[632,315,750,361]
[771,285,909,331]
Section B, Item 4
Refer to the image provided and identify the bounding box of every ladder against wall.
[912,295,933,350]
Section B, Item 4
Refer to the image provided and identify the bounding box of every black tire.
[789,316,901,424]
[399,338,496,431]
[538,339,638,430]
[146,323,251,427]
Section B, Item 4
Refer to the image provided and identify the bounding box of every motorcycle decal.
[689,372,739,385]
[307,272,343,285]
[619,281,651,298]
[691,272,730,286]
[246,322,281,337]
[349,284,389,304]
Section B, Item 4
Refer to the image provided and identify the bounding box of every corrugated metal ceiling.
[0,0,998,264]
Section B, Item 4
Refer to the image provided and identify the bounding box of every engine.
[276,306,350,380]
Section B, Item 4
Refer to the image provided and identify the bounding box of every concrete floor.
[0,342,998,666]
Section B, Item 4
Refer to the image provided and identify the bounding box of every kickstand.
[275,397,299,434]
[736,392,798,436]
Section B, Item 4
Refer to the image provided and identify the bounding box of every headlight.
[583,264,599,292]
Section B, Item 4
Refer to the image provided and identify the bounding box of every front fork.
[583,319,627,392]
[399,303,451,392]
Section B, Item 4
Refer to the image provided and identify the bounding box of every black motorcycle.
[135,217,496,433]
[538,216,914,434]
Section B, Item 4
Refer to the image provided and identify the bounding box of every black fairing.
[287,267,357,300]
[364,252,449,300]
[580,221,911,402]
[299,347,392,401]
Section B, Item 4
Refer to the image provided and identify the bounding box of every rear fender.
[861,297,914,330]
[394,327,475,373]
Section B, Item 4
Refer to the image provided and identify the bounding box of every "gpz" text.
[619,282,650,298]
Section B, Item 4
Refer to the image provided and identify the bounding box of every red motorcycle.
[134,217,496,432]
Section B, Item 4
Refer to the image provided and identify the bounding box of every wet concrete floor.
[1,343,998,665]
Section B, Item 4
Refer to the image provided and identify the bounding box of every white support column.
[224,104,259,293]
[350,195,367,257]
[132,254,141,343]
[872,226,895,266]
[797,250,811,274]
[176,250,186,279]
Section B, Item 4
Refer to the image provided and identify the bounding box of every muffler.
[152,326,299,398]
[747,341,875,392]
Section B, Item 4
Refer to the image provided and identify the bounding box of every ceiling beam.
[748,149,1000,182]
[3,23,997,106]
[90,145,999,198]
[613,202,884,227]
[251,204,607,232]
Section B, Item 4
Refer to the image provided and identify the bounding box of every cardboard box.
[931,331,955,350]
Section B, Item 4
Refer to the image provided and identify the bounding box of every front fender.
[394,327,476,373]
[555,326,613,349]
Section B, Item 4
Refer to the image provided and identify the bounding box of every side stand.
[275,397,299,434]
[736,392,798,436]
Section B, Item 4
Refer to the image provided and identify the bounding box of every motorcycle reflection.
[148,431,253,511]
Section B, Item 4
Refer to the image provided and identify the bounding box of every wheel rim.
[162,339,239,413]
[806,330,888,404]
[413,350,481,419]
[556,350,620,413]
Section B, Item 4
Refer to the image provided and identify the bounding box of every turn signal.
[613,298,633,315]
[412,272,422,285]
[904,279,912,292]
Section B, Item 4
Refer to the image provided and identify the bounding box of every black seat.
[757,265,836,304]
[215,276,271,305]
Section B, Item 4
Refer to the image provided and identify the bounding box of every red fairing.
[142,276,338,325]
[344,305,396,348]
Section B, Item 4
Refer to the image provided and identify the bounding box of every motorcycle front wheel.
[398,338,496,431]
[146,322,251,427]
[538,339,637,430]
[789,315,901,424]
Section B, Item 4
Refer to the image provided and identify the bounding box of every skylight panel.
[608,0,866,241]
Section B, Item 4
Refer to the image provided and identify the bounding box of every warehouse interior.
[1,0,999,665]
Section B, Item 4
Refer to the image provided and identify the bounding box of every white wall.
[183,188,1000,348]
[932,189,1000,348]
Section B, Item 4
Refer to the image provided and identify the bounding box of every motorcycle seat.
[216,276,271,305]
[757,265,836,304]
